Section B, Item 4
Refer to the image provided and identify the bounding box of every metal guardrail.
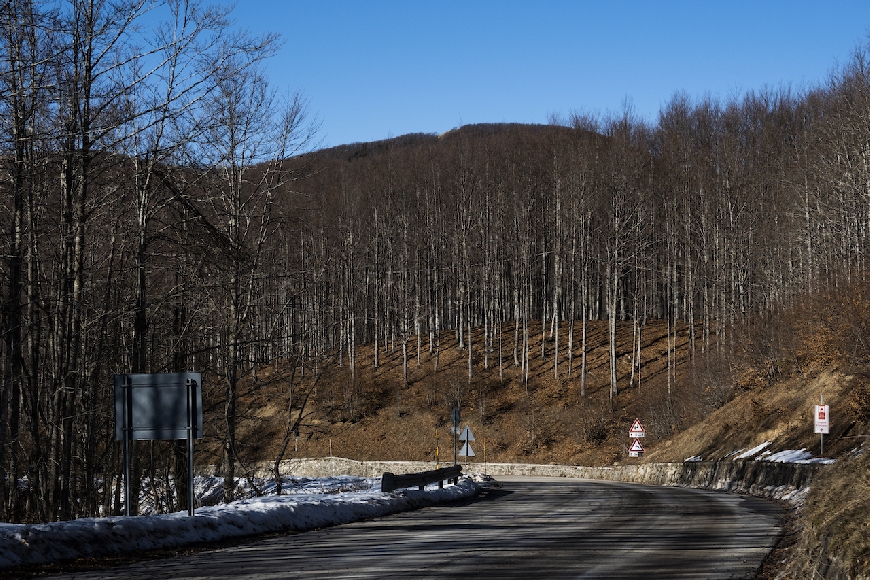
[381,465,462,493]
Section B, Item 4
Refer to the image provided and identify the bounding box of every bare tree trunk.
[467,310,473,383]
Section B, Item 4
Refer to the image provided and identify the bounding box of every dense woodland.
[2,0,870,523]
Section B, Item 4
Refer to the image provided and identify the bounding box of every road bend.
[49,476,783,579]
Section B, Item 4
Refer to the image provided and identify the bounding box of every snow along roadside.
[0,478,479,570]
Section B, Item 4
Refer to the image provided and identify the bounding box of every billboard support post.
[122,375,132,517]
[187,378,197,517]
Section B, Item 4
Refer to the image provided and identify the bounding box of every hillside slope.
[204,319,704,469]
[213,320,862,471]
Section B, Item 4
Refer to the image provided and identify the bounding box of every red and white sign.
[629,439,644,457]
[814,405,830,434]
[628,418,645,438]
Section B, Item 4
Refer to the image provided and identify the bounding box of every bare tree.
[194,52,316,502]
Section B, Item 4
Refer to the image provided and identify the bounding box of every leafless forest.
[2,0,870,523]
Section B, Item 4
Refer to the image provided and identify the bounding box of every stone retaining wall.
[213,457,823,500]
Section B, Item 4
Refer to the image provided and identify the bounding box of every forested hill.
[311,123,579,162]
[290,97,866,385]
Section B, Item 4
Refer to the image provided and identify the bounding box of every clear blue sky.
[227,1,870,149]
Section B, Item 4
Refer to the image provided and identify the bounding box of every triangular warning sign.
[459,426,475,442]
[629,439,644,453]
[458,442,475,457]
[629,418,645,437]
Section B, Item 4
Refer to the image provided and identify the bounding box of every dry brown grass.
[198,319,701,470]
[203,310,867,471]
[784,449,870,578]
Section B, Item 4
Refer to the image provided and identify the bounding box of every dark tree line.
[0,0,316,522]
[297,68,870,404]
[2,0,870,523]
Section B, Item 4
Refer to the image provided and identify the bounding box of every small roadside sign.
[458,442,476,457]
[814,405,829,434]
[628,418,645,438]
[629,439,644,457]
[450,406,462,465]
[458,426,475,457]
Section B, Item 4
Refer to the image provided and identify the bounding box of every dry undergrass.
[215,321,866,472]
[201,319,701,470]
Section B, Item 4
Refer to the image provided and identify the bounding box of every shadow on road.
[446,483,513,507]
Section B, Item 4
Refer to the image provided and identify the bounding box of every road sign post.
[628,418,645,458]
[114,372,202,516]
[628,418,645,439]
[814,395,829,455]
[458,426,475,459]
[451,406,460,465]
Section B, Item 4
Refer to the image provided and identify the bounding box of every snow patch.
[762,448,835,464]
[0,475,479,570]
[735,441,771,459]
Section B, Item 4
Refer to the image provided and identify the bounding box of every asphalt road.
[48,476,783,579]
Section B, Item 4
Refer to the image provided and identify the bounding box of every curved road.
[52,477,783,579]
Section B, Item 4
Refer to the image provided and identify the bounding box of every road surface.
[48,476,783,579]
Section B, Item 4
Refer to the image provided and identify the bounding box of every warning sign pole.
[820,394,824,456]
[627,418,646,458]
[435,426,439,468]
[628,418,646,439]
[814,395,830,455]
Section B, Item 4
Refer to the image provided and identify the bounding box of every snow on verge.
[703,442,835,464]
[729,441,835,464]
[735,441,772,459]
[763,448,835,464]
[0,477,479,570]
